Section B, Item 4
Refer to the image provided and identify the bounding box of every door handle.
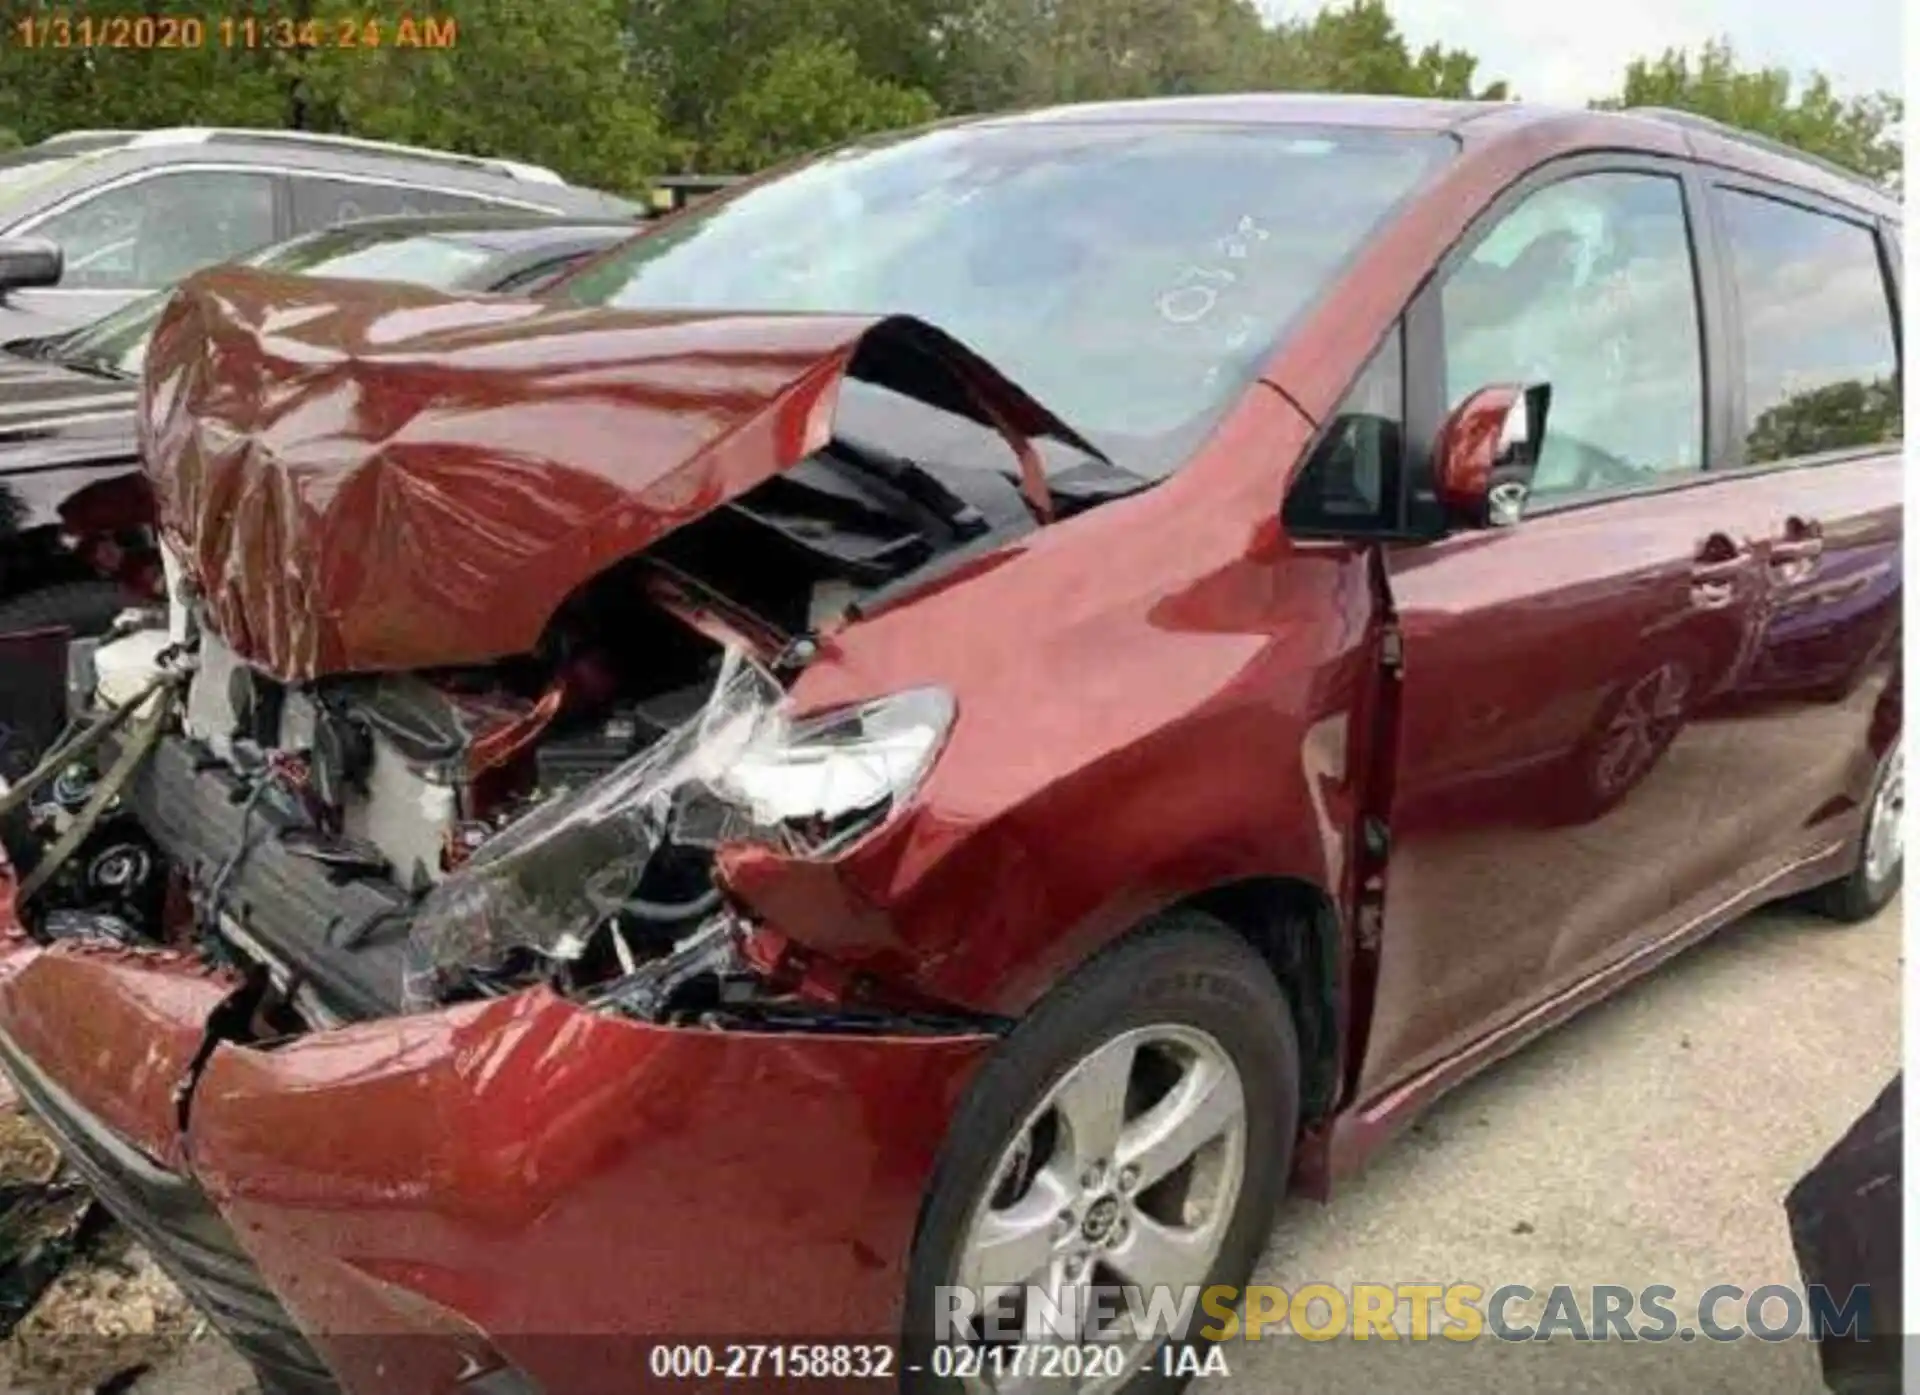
[1690,532,1747,609]
[1770,516,1824,582]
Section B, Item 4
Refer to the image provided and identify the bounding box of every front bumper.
[0,857,991,1395]
[0,996,340,1395]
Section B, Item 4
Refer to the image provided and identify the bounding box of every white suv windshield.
[559,122,1455,474]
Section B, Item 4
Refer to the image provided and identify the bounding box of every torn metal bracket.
[0,661,188,825]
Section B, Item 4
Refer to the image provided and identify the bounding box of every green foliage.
[1005,0,1273,103]
[843,0,1506,114]
[626,0,953,166]
[1596,40,1902,186]
[296,0,668,195]
[0,2,1899,195]
[709,38,939,172]
[0,0,1519,182]
[1262,0,1509,100]
[0,0,663,193]
[1747,378,1902,463]
[0,0,287,139]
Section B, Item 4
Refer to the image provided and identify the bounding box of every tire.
[1808,737,1903,924]
[903,913,1300,1394]
[0,579,132,641]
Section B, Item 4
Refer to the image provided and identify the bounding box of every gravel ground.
[0,894,1899,1394]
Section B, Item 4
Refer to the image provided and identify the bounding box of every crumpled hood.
[140,266,1081,683]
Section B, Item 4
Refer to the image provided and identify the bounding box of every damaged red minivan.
[0,96,1902,1394]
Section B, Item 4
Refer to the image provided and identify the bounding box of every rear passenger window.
[1714,189,1901,464]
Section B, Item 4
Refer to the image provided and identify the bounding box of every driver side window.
[31,170,277,290]
[1440,171,1704,504]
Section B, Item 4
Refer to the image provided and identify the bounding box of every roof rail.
[1626,106,1887,195]
[36,129,140,146]
[118,127,567,184]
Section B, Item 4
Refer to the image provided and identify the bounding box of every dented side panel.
[722,387,1383,1018]
[186,990,990,1395]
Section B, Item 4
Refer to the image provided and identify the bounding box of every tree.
[0,0,1534,191]
[0,0,666,195]
[0,0,287,140]
[925,0,1507,109]
[710,37,939,171]
[1260,0,1509,99]
[1596,41,1902,187]
[1018,0,1272,103]
[627,0,954,166]
[1747,379,1902,463]
[294,0,669,195]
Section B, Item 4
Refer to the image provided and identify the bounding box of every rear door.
[1663,179,1903,915]
[1357,156,1767,1100]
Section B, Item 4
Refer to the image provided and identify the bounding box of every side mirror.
[0,237,62,293]
[1433,383,1550,529]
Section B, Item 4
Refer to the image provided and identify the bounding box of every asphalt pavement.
[1227,894,1902,1394]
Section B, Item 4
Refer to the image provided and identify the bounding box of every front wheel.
[1809,736,1903,923]
[903,914,1299,1394]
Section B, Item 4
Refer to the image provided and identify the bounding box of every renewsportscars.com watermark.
[935,1281,1875,1345]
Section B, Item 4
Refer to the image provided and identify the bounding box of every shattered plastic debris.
[402,651,792,1008]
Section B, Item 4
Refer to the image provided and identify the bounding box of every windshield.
[558,122,1453,474]
[38,225,506,377]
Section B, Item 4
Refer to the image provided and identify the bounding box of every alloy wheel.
[952,1024,1247,1392]
[1864,738,1904,887]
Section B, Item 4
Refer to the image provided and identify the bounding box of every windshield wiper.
[44,351,132,382]
[1,334,55,362]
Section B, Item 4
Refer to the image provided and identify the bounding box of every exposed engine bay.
[1,424,1069,1035]
[1,269,1146,1040]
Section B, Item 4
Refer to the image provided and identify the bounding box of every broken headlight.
[403,657,952,1009]
[703,688,954,844]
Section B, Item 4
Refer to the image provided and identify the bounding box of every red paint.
[0,99,1902,1392]
[0,945,238,1166]
[720,385,1368,1015]
[140,276,1087,683]
[0,852,21,940]
[54,471,163,598]
[1432,385,1520,518]
[186,991,989,1395]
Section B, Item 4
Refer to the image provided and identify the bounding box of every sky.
[1261,0,1905,107]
